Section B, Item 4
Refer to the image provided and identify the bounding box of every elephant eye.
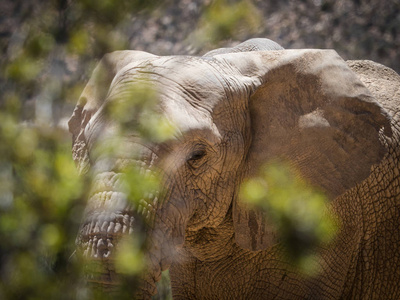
[188,149,206,161]
[187,148,207,169]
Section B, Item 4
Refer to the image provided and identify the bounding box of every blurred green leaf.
[5,56,41,82]
[241,161,339,274]
[115,235,145,275]
[69,29,90,55]
[26,32,56,58]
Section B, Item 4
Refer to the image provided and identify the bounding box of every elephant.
[68,38,400,299]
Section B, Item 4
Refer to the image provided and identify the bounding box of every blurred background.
[0,0,398,299]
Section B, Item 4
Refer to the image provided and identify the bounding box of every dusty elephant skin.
[68,38,400,299]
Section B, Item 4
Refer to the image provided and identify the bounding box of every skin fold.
[69,38,400,299]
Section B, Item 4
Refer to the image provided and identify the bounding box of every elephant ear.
[215,49,392,251]
[68,51,156,174]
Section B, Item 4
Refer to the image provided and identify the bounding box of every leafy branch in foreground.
[241,161,339,275]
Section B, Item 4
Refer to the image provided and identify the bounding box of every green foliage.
[1,1,173,298]
[0,113,87,299]
[241,161,339,275]
[115,235,145,275]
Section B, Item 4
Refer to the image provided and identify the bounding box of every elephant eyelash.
[188,149,207,162]
[186,146,208,169]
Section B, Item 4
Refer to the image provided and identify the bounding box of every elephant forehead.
[154,57,245,134]
[113,55,242,108]
[156,57,228,98]
[107,54,254,143]
[161,94,219,135]
[113,56,236,136]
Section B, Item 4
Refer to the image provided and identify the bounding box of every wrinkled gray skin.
[69,38,400,299]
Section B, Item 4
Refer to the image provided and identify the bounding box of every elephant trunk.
[77,171,141,288]
[77,149,188,297]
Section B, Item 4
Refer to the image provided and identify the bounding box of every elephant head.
[68,39,393,298]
